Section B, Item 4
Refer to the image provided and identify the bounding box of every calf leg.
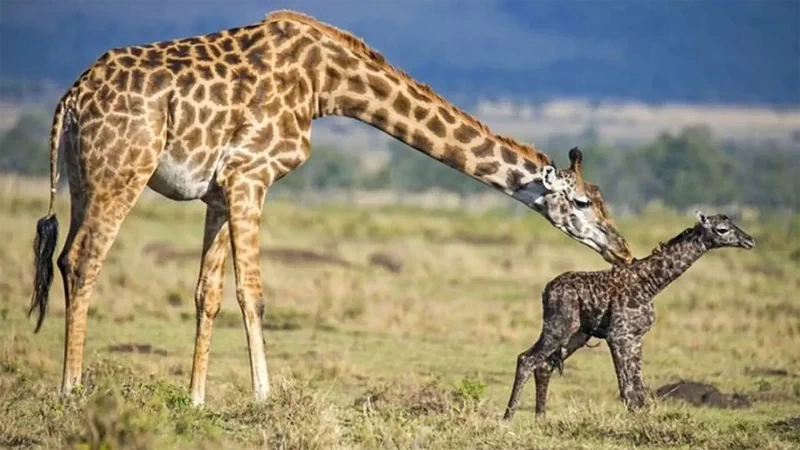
[534,332,590,416]
[504,327,581,420]
[608,336,647,411]
[503,333,560,420]
[626,338,647,409]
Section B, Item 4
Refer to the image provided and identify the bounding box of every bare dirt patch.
[770,416,800,432]
[107,343,168,357]
[745,367,794,377]
[656,379,751,409]
[769,416,800,442]
[143,240,354,267]
[267,247,353,267]
[448,232,515,246]
[368,252,403,273]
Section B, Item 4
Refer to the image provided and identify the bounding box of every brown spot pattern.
[501,147,518,165]
[411,130,433,150]
[454,124,479,144]
[474,161,500,177]
[392,92,410,116]
[426,116,446,137]
[441,145,466,171]
[471,138,495,157]
[438,107,456,124]
[366,74,392,100]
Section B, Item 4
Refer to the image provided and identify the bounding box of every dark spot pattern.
[474,161,500,177]
[501,147,518,165]
[347,75,366,94]
[506,169,525,191]
[366,74,392,100]
[438,107,456,124]
[392,92,411,116]
[302,46,322,69]
[393,122,409,141]
[471,139,495,158]
[453,124,479,143]
[339,96,369,117]
[441,145,466,171]
[411,131,433,150]
[145,69,171,96]
[372,108,390,129]
[426,116,446,137]
[522,159,538,174]
[413,107,429,121]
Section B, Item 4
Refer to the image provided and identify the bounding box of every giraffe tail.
[29,92,70,333]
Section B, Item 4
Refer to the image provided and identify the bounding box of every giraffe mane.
[264,10,551,166]
[649,225,699,255]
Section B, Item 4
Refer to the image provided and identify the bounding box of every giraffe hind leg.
[56,132,161,394]
[189,202,230,406]
[535,332,590,416]
[57,189,153,394]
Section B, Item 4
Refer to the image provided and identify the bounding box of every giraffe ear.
[695,210,708,226]
[540,165,557,191]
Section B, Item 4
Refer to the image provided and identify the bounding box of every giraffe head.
[514,148,633,264]
[694,211,755,250]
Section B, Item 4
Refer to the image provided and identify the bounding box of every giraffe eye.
[715,225,731,234]
[574,198,592,208]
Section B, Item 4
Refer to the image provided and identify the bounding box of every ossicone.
[569,147,583,175]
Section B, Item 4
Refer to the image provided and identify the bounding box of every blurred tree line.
[1,111,798,213]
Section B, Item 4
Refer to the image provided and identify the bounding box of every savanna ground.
[1,179,799,449]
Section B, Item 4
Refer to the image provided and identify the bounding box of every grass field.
[1,183,799,449]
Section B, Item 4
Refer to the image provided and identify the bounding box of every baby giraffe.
[503,212,755,420]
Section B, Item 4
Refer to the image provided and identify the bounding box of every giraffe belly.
[147,154,217,201]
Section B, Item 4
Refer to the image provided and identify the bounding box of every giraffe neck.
[301,28,554,198]
[632,226,707,296]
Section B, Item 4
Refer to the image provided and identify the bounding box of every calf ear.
[695,210,708,226]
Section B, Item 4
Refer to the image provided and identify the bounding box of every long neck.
[633,228,707,296]
[313,43,553,196]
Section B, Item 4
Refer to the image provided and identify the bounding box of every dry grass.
[1,182,799,449]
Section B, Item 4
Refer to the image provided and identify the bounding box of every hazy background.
[1,0,799,214]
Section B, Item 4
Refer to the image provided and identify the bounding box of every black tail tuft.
[29,214,59,333]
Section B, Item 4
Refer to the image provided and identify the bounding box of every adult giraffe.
[29,10,633,406]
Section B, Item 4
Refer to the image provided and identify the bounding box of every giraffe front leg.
[222,175,270,401]
[189,203,230,406]
[608,335,646,411]
[625,337,647,410]
[58,218,117,395]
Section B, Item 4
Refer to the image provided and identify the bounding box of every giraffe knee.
[56,246,89,302]
[516,352,532,370]
[56,250,71,280]
[195,277,223,317]
[195,292,221,321]
[517,352,550,374]
[235,288,265,319]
